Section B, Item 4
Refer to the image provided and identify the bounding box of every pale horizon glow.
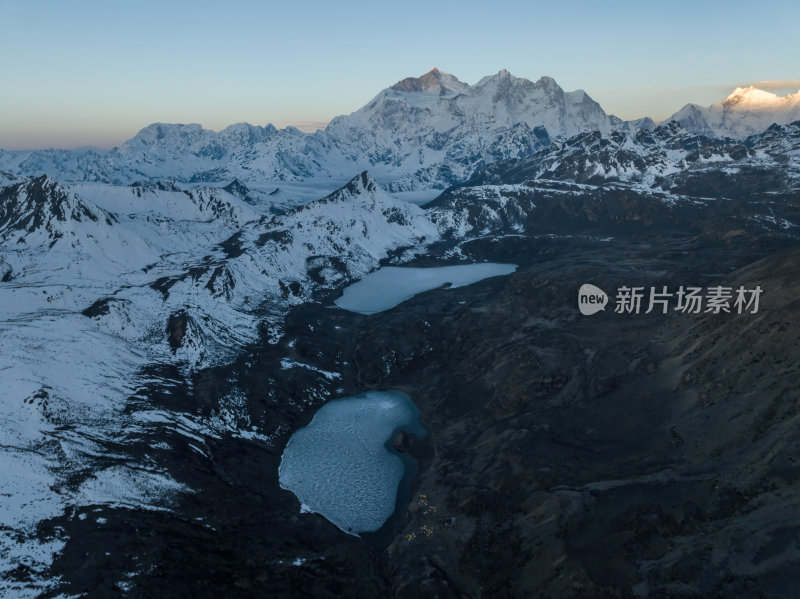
[1,0,798,151]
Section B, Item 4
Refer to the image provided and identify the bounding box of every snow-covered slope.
[0,176,264,283]
[0,171,442,593]
[428,120,800,238]
[463,120,800,192]
[1,170,437,408]
[323,69,630,191]
[667,86,800,139]
[0,70,647,193]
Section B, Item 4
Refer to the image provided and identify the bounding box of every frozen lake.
[334,263,518,314]
[278,390,425,536]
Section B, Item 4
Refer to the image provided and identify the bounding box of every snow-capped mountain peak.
[326,170,381,200]
[0,174,112,244]
[127,123,205,146]
[722,85,780,106]
[722,86,795,107]
[390,67,470,95]
[0,70,648,192]
[667,85,800,139]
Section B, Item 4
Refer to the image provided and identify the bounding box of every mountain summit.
[667,85,800,138]
[390,68,470,95]
[322,68,634,189]
[367,68,618,138]
[0,70,650,191]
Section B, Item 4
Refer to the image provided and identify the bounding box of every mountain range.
[3,69,797,199]
[669,85,800,138]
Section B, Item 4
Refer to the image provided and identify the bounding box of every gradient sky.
[1,0,798,150]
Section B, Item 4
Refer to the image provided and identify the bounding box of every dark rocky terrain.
[27,159,800,598]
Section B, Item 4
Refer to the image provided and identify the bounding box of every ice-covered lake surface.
[278,390,425,536]
[334,263,518,314]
